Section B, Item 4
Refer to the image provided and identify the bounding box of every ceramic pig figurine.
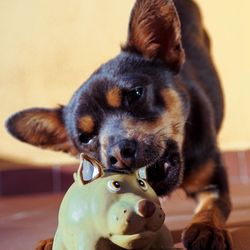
[53,154,175,250]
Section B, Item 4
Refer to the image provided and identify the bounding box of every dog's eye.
[127,87,144,105]
[78,132,92,144]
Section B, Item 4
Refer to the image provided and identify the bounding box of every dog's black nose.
[108,139,137,169]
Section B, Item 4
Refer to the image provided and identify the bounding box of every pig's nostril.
[123,210,127,213]
[109,156,117,165]
[137,200,156,218]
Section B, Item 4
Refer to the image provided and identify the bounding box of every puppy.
[6,0,232,249]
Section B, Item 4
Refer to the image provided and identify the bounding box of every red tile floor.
[0,151,250,249]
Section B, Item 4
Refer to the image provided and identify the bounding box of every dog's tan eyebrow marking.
[106,87,122,108]
[78,115,95,133]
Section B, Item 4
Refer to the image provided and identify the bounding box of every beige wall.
[0,0,249,164]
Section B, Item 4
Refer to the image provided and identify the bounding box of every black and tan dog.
[6,0,232,249]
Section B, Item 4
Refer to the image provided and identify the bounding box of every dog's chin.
[146,141,183,196]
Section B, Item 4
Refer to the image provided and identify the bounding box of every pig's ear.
[123,0,185,73]
[137,166,147,180]
[5,107,78,156]
[76,153,104,185]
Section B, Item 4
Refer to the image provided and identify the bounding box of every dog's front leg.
[181,154,233,250]
[182,190,232,250]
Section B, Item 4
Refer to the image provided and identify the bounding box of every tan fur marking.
[122,88,185,153]
[195,191,219,214]
[124,0,185,70]
[161,88,183,115]
[17,112,66,145]
[192,192,227,228]
[13,110,77,155]
[78,115,95,133]
[106,87,121,108]
[36,238,53,250]
[181,160,215,193]
[100,136,109,167]
[160,88,185,147]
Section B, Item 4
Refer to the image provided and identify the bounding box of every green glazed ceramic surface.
[53,154,176,250]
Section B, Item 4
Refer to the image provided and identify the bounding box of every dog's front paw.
[35,238,53,250]
[182,223,232,250]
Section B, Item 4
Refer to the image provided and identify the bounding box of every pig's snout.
[107,197,165,237]
[136,199,156,218]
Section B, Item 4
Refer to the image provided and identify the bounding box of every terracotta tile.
[52,166,62,193]
[222,151,240,181]
[1,150,249,196]
[60,164,77,192]
[0,194,62,250]
[1,193,250,250]
[1,168,53,196]
[245,150,250,181]
[237,151,250,184]
[0,171,3,196]
[0,160,37,171]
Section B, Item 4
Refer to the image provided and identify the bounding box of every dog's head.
[6,0,189,195]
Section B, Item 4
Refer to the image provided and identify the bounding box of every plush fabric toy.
[53,154,179,250]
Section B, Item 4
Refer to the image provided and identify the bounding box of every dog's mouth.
[145,140,183,196]
[102,137,183,196]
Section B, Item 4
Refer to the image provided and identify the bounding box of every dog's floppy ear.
[123,0,185,73]
[5,107,77,155]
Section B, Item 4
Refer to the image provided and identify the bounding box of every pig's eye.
[137,178,148,191]
[107,180,121,192]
